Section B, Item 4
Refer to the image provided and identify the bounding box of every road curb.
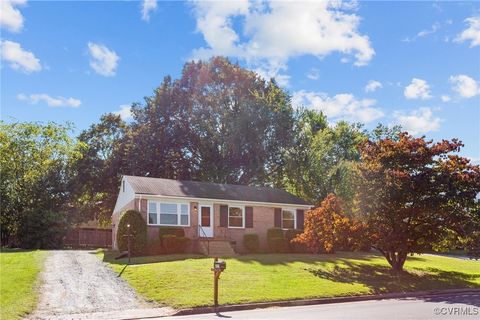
[173,288,480,316]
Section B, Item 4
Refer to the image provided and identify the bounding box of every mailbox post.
[211,257,226,309]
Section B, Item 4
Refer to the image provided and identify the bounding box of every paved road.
[29,250,174,319]
[163,292,480,320]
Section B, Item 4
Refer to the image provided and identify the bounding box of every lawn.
[0,249,47,320]
[99,251,480,308]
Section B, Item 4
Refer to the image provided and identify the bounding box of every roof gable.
[123,175,309,206]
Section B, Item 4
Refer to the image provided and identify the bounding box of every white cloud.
[441,95,451,102]
[87,42,119,77]
[0,40,41,73]
[402,23,440,42]
[449,74,480,98]
[292,90,384,124]
[0,0,26,33]
[364,80,382,92]
[306,68,319,80]
[190,0,374,85]
[114,105,133,121]
[141,0,157,21]
[404,78,432,100]
[17,93,81,108]
[393,107,442,135]
[455,16,480,47]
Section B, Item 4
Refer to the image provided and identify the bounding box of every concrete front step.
[195,238,236,257]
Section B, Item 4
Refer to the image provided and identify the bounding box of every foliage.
[0,250,47,320]
[70,114,127,225]
[0,121,80,246]
[18,209,68,249]
[357,133,480,271]
[116,210,147,254]
[101,251,480,308]
[269,237,289,253]
[243,233,260,253]
[158,227,185,239]
[284,112,366,209]
[294,194,351,253]
[285,229,308,253]
[267,228,284,251]
[161,235,191,254]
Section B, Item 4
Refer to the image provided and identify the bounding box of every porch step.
[195,239,236,257]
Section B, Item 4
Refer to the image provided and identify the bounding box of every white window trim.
[281,208,296,230]
[228,205,245,229]
[147,200,190,227]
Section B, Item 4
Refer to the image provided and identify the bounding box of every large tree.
[357,133,480,271]
[0,121,80,247]
[284,110,366,209]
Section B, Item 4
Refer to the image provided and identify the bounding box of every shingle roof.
[124,175,310,206]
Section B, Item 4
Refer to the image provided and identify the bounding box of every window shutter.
[274,208,282,228]
[296,209,305,230]
[220,205,228,227]
[245,207,253,228]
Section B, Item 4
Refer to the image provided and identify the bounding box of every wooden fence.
[64,228,112,248]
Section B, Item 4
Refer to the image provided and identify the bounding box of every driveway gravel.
[30,250,172,319]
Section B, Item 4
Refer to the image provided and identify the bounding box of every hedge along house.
[112,175,311,255]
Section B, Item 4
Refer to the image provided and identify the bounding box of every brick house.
[112,175,311,255]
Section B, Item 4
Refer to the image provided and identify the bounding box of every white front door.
[199,204,214,237]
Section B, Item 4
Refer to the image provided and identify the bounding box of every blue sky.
[1,0,479,161]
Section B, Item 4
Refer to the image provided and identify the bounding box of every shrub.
[267,228,284,252]
[18,209,68,249]
[243,233,260,253]
[270,237,289,253]
[116,210,147,255]
[285,229,308,253]
[162,235,191,254]
[158,227,185,239]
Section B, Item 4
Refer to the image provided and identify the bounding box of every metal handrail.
[198,225,210,255]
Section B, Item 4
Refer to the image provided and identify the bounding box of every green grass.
[0,249,47,320]
[100,251,480,308]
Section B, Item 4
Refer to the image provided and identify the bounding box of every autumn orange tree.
[294,194,352,253]
[357,133,480,271]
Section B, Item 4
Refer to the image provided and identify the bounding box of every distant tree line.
[1,57,478,270]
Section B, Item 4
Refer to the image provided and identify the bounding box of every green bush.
[162,235,191,254]
[243,233,260,253]
[18,209,68,249]
[270,237,289,253]
[116,210,147,255]
[144,238,163,255]
[158,227,185,239]
[267,228,284,251]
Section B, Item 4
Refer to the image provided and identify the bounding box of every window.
[148,202,157,224]
[228,206,244,228]
[148,201,189,226]
[282,209,295,229]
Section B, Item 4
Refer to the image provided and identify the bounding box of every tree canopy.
[356,133,480,270]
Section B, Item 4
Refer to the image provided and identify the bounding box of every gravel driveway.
[30,250,172,319]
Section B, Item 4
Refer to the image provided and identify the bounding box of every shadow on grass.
[307,261,480,295]
[98,250,205,266]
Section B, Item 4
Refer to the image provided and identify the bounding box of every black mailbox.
[214,260,226,271]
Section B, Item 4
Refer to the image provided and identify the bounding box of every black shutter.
[274,208,282,228]
[220,205,228,227]
[296,209,305,230]
[245,207,253,228]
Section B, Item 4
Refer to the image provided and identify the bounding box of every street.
[162,292,480,320]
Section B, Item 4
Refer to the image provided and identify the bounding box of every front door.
[199,205,214,237]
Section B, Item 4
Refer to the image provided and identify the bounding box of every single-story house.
[112,175,311,254]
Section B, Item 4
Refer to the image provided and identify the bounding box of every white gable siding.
[113,177,135,214]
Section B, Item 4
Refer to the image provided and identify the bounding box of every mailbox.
[214,259,226,271]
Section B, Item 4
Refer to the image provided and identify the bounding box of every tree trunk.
[383,250,407,272]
